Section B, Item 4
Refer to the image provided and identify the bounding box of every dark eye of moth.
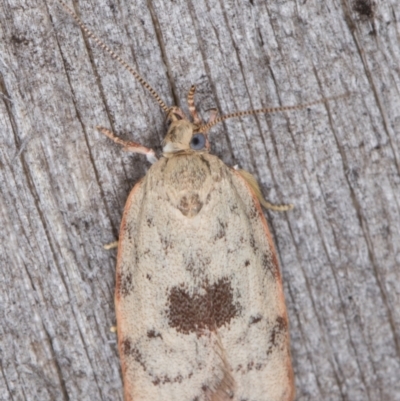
[190,134,206,150]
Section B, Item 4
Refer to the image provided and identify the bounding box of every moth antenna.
[57,0,170,113]
[198,93,349,132]
[187,85,201,125]
[200,108,218,148]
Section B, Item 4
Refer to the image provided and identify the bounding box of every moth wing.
[115,156,294,401]
[114,179,145,401]
[230,168,295,401]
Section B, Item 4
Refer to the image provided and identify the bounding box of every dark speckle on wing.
[262,252,280,278]
[121,338,147,372]
[267,316,288,355]
[117,269,134,297]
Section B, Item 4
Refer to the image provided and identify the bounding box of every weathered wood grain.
[0,0,399,400]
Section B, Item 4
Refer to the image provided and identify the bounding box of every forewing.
[115,156,294,401]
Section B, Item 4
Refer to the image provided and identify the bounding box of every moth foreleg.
[97,126,157,164]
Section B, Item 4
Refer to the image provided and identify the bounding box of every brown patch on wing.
[267,316,289,355]
[122,339,192,390]
[117,270,133,297]
[159,234,174,255]
[147,329,162,339]
[178,193,203,217]
[213,218,227,240]
[167,278,239,334]
[152,373,184,386]
[262,252,280,279]
[249,314,262,325]
[246,361,263,372]
[121,337,133,357]
[121,338,145,367]
[184,253,211,278]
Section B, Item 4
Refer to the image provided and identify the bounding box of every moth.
[58,1,340,400]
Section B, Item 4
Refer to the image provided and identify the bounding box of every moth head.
[162,107,209,156]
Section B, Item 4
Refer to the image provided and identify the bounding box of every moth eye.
[190,134,206,150]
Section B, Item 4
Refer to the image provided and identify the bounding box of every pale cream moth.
[57,1,344,399]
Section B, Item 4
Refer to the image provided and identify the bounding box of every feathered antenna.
[57,0,170,113]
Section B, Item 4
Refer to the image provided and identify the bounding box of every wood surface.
[1,0,399,400]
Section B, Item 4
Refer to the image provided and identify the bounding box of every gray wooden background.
[1,0,399,400]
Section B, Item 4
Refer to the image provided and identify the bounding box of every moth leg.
[104,240,118,250]
[259,199,294,212]
[187,85,202,125]
[97,126,157,164]
[236,169,294,211]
